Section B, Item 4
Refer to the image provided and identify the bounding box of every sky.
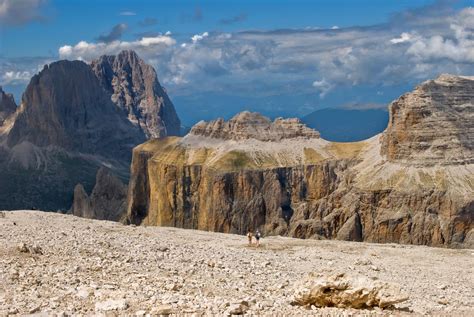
[0,0,473,126]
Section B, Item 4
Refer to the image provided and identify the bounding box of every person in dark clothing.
[255,230,261,247]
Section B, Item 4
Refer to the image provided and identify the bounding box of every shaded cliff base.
[1,211,473,316]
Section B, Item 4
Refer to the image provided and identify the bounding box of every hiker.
[255,229,261,247]
[247,230,253,246]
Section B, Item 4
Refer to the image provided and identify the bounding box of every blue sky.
[1,0,473,125]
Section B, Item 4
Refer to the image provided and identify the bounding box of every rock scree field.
[0,211,473,316]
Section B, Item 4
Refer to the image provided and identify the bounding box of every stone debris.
[153,304,173,315]
[95,299,128,312]
[0,211,473,316]
[17,242,43,255]
[291,273,409,309]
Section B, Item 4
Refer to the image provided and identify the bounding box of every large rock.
[291,273,408,309]
[71,167,128,221]
[125,76,474,247]
[91,50,180,138]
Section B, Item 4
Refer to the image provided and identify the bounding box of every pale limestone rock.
[381,74,474,166]
[153,304,173,315]
[95,299,128,312]
[126,75,474,247]
[190,111,319,141]
[291,273,408,309]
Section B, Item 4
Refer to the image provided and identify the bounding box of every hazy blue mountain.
[301,108,389,142]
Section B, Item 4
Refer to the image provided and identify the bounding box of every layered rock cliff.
[91,50,181,138]
[126,75,474,247]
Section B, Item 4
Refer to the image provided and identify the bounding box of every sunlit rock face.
[91,50,181,139]
[126,76,474,248]
[190,111,320,141]
[381,74,474,166]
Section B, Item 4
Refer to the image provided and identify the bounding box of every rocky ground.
[0,211,473,316]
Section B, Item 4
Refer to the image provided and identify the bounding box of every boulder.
[291,272,408,309]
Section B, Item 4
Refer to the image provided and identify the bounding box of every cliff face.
[91,50,181,138]
[381,74,474,166]
[126,76,474,248]
[71,167,128,221]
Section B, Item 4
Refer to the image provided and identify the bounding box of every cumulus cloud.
[312,79,334,98]
[191,32,209,43]
[390,32,412,44]
[96,23,128,43]
[405,8,474,63]
[0,0,47,26]
[59,35,176,61]
[1,71,32,85]
[51,4,474,103]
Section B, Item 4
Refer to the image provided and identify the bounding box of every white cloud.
[390,32,412,44]
[312,79,334,98]
[191,32,209,43]
[405,8,474,63]
[46,5,473,101]
[1,71,32,84]
[58,35,176,61]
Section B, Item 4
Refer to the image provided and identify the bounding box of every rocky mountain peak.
[0,86,17,125]
[381,74,474,166]
[7,59,145,158]
[91,50,180,138]
[189,111,320,141]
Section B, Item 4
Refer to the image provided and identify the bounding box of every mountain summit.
[91,50,180,138]
[0,51,181,211]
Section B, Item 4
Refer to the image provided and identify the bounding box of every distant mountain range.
[301,108,389,142]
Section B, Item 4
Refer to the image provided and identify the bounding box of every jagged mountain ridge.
[0,50,180,211]
[7,60,145,158]
[126,74,474,247]
[91,50,181,138]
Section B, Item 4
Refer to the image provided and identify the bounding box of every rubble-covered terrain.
[1,211,473,316]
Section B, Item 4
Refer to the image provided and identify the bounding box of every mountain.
[7,61,145,158]
[125,74,474,248]
[91,50,181,138]
[0,51,180,211]
[301,108,388,142]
